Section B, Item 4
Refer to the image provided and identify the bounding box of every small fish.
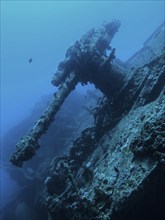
[28,58,32,63]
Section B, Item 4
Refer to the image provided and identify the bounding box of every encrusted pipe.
[10,72,78,167]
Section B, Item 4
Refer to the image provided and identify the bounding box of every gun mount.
[10,20,127,167]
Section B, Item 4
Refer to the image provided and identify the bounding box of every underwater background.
[0,0,165,219]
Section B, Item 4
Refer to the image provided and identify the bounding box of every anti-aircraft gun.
[10,20,126,167]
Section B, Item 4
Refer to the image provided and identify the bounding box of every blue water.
[0,0,164,216]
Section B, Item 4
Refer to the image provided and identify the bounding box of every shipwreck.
[3,20,165,220]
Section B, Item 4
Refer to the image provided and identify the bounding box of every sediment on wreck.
[43,23,165,220]
[44,51,165,220]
